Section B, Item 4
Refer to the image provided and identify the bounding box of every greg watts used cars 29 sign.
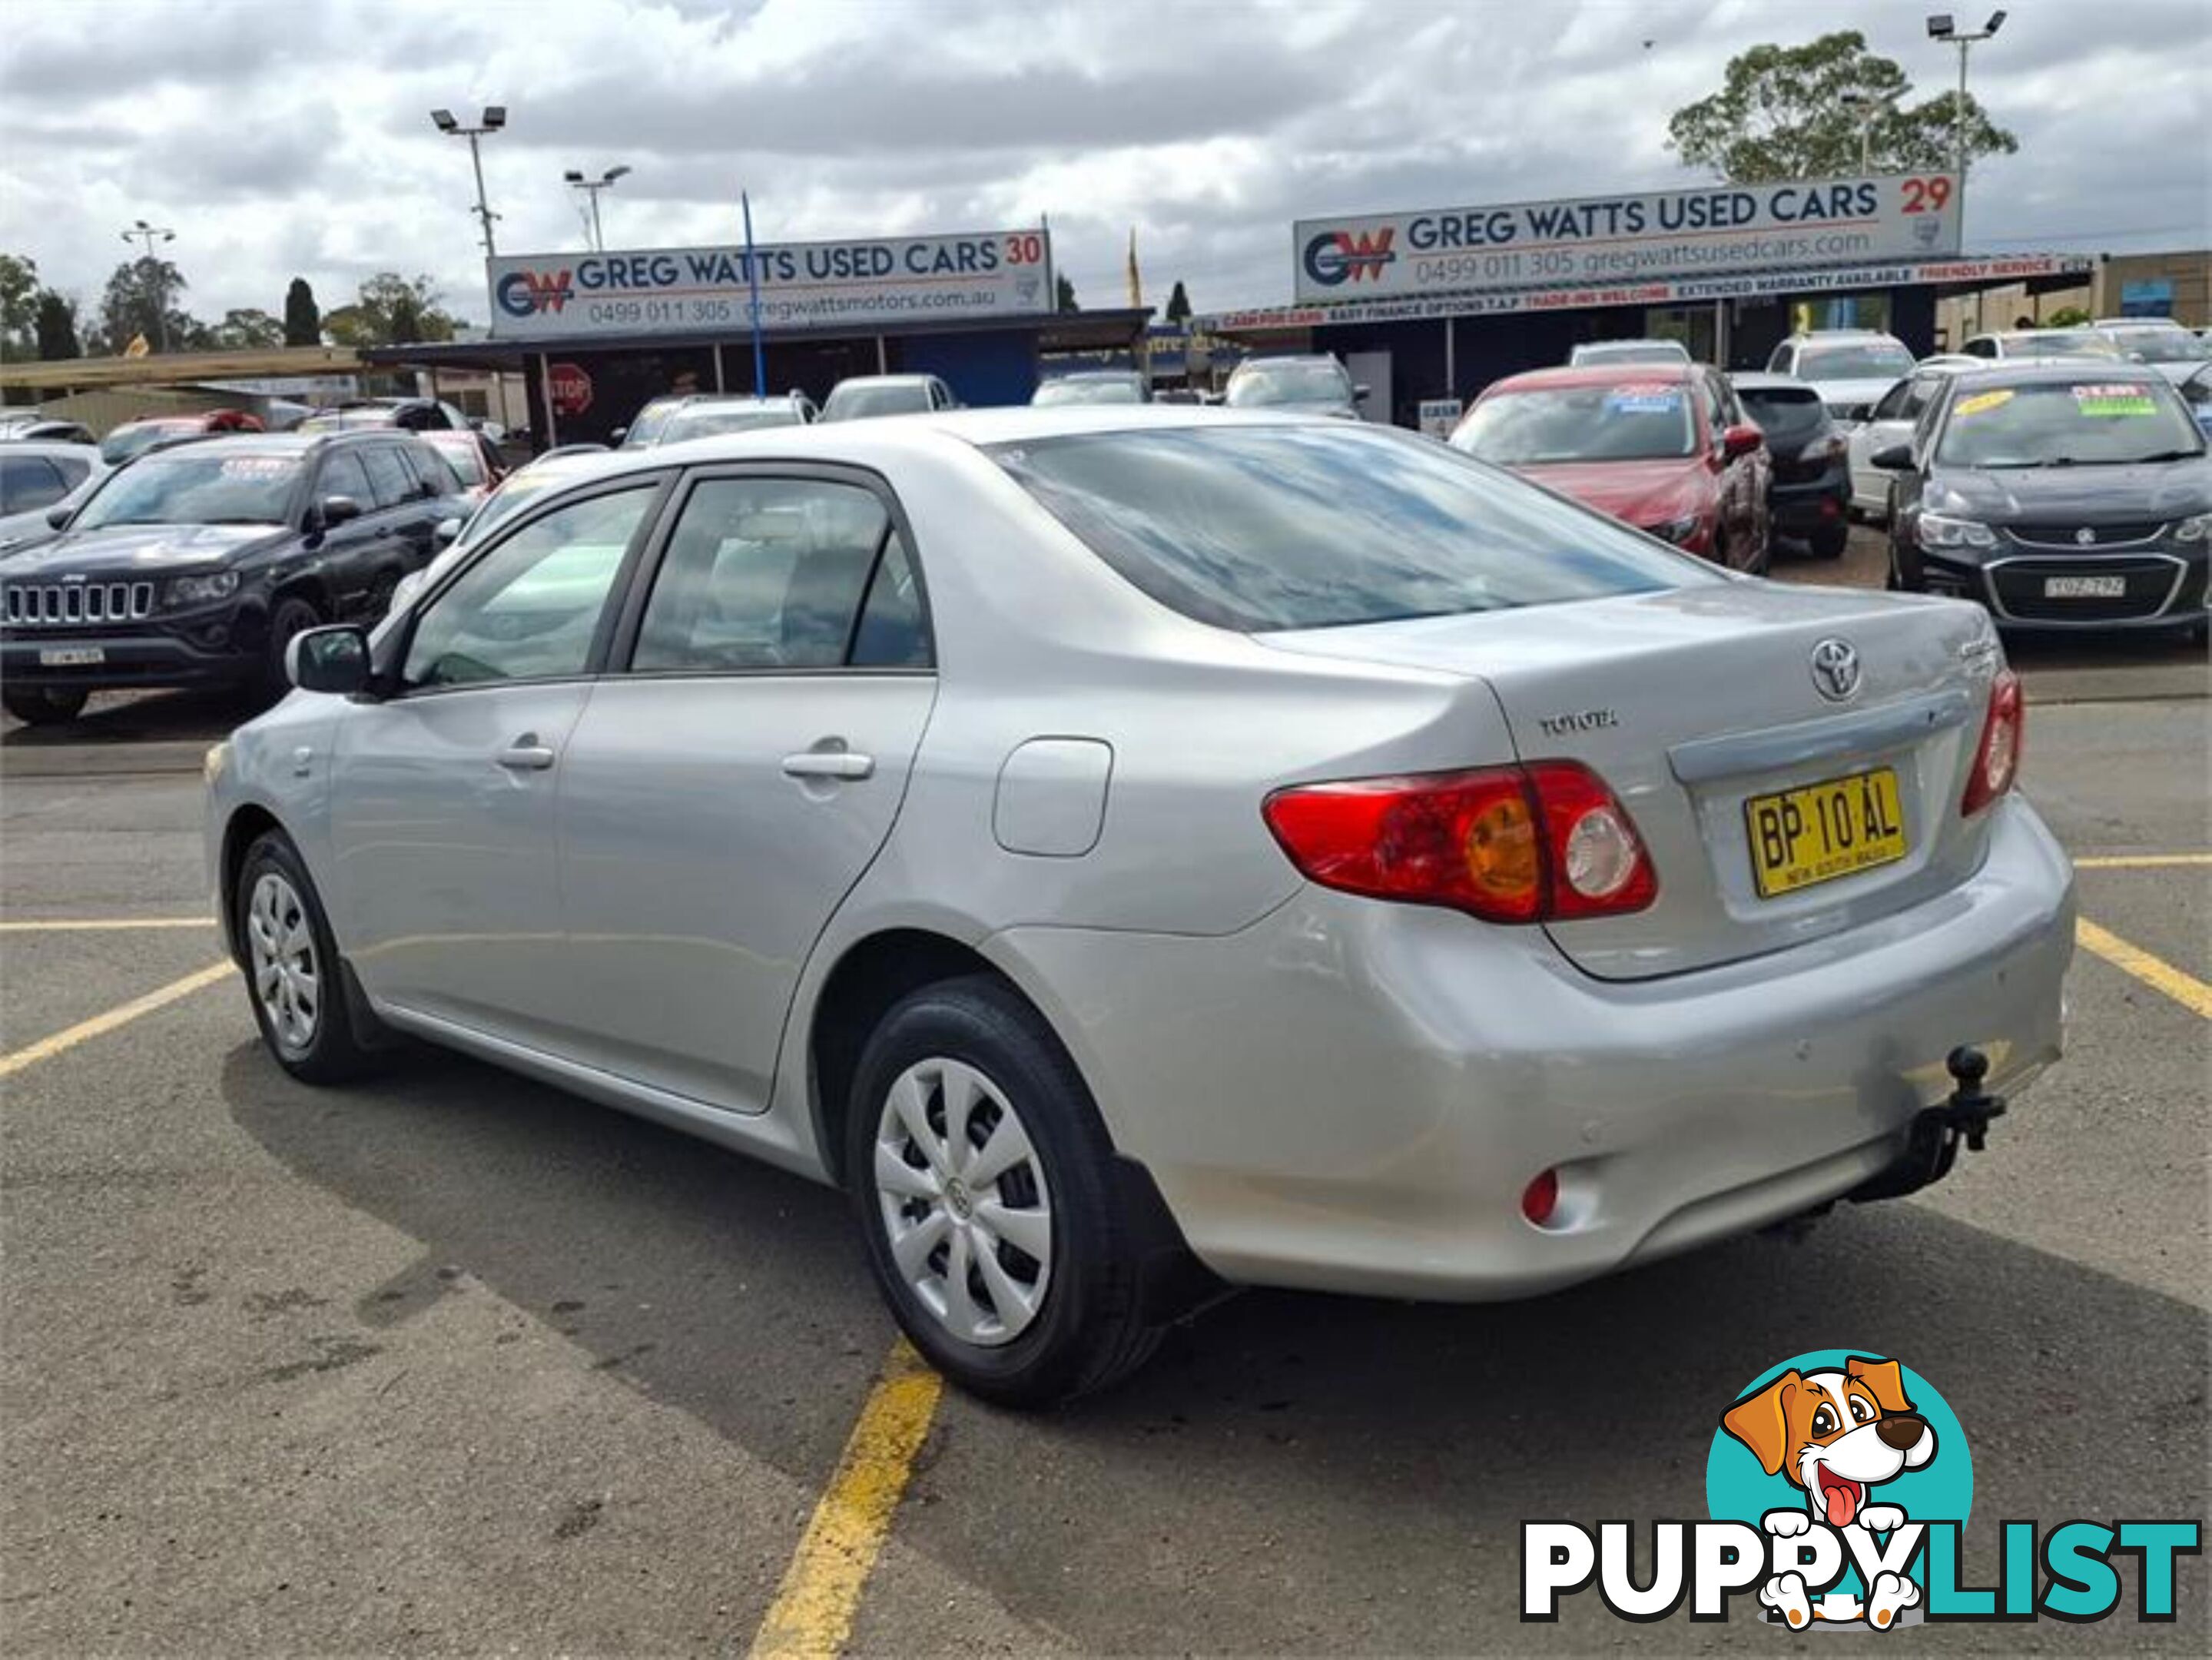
[1293,174,1961,303]
[487,229,1053,339]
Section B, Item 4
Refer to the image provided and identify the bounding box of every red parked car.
[1451,363,1772,571]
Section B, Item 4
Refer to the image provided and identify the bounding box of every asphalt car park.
[2,501,2205,1652]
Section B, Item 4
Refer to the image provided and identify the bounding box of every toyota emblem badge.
[1809,638,1862,702]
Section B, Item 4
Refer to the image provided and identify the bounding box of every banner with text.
[1293,175,1962,304]
[1209,254,2087,335]
[487,229,1054,340]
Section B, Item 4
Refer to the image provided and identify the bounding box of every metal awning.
[364,307,1154,371]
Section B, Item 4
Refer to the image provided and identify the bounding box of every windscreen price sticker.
[2071,383,2157,417]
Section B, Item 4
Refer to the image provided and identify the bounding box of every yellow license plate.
[1743,768,1907,898]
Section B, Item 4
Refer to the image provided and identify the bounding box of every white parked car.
[1846,359,1978,522]
[1766,330,1919,426]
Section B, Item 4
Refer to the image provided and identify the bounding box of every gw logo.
[1302,228,1396,287]
[496,267,575,318]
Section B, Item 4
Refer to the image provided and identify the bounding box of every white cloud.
[1,0,2204,331]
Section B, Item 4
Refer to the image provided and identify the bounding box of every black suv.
[0,431,469,724]
[1729,372,1851,558]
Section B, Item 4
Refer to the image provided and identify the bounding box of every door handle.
[781,750,874,781]
[496,742,557,771]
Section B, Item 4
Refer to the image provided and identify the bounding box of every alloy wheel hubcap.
[246,872,320,1052]
[873,1057,1053,1347]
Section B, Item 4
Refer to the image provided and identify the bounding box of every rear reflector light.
[1262,760,1657,924]
[1961,669,2024,817]
[1521,1168,1560,1226]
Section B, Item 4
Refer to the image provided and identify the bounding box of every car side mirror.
[1722,423,1766,460]
[1872,443,1915,470]
[609,427,628,445]
[309,494,363,533]
[287,624,373,695]
[433,516,463,550]
[45,504,73,530]
[1353,384,1371,403]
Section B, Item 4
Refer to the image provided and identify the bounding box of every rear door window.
[358,445,416,510]
[629,476,926,672]
[991,424,1709,632]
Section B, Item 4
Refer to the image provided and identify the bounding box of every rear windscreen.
[989,423,1712,632]
[1738,389,1831,443]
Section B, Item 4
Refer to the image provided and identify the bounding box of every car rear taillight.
[1961,669,2024,817]
[1261,761,1657,924]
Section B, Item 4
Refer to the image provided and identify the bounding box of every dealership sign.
[1293,175,1962,303]
[1208,254,2092,334]
[487,229,1053,340]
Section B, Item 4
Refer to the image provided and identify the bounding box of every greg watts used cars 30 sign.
[1292,174,1962,303]
[486,229,1053,339]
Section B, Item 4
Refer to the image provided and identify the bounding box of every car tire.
[1810,522,1849,559]
[2,686,89,725]
[847,974,1162,1408]
[260,593,322,701]
[234,829,379,1084]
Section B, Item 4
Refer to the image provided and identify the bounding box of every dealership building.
[1197,174,2097,429]
[368,226,1149,447]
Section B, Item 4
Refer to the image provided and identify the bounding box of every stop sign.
[548,361,593,417]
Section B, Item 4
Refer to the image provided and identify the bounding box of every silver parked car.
[206,409,2073,1404]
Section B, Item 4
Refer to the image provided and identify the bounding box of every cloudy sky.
[2,0,2206,331]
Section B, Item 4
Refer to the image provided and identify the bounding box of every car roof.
[1788,328,1901,340]
[1484,363,1703,393]
[545,406,1356,479]
[0,439,101,460]
[1726,372,1818,393]
[831,374,934,389]
[1050,369,1143,380]
[1942,362,2182,388]
[1232,354,1340,368]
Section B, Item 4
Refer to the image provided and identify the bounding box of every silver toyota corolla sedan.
[204,407,2074,1404]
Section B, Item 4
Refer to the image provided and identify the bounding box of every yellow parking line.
[2076,919,2212,1021]
[2074,855,2212,870]
[749,1339,943,1658]
[0,917,214,932]
[0,962,234,1080]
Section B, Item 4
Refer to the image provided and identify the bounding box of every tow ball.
[1844,1044,2009,1205]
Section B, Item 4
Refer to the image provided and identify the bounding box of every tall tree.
[1056,273,1079,314]
[283,277,322,346]
[322,272,459,347]
[1667,30,2016,181]
[96,255,197,354]
[0,253,38,359]
[1164,280,1192,324]
[33,290,81,360]
[212,307,285,350]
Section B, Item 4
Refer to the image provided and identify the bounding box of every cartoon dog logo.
[1721,1356,1937,1629]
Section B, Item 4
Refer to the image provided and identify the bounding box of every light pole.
[563,165,632,251]
[1927,12,2005,238]
[431,105,508,257]
[1838,89,1893,174]
[120,219,176,351]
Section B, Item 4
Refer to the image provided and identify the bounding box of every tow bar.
[1846,1045,2010,1204]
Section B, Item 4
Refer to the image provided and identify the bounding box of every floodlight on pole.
[564,164,632,252]
[1926,10,2004,241]
[432,105,508,257]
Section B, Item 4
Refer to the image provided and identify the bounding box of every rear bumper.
[990,795,2073,1300]
[1769,465,1852,534]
